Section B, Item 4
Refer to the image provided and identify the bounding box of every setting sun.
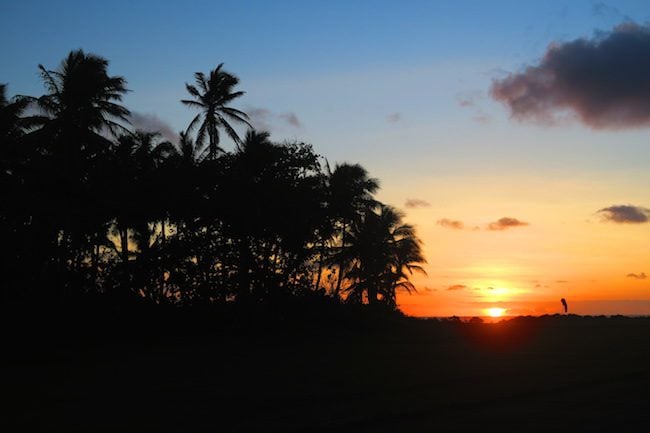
[486,308,506,318]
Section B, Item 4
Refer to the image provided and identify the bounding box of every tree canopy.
[0,50,426,315]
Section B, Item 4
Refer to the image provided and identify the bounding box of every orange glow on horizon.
[387,172,650,317]
[486,308,506,318]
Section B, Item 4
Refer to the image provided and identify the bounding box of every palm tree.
[0,84,31,300]
[326,163,379,295]
[111,130,175,261]
[176,131,199,168]
[0,84,31,144]
[25,49,130,148]
[18,50,130,298]
[182,64,251,160]
[336,204,426,306]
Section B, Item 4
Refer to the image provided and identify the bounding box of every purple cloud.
[129,112,178,144]
[247,106,301,131]
[487,217,529,231]
[491,23,650,129]
[598,205,650,223]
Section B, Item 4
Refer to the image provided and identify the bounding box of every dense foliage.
[0,50,426,311]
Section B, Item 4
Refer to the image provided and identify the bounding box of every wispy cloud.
[457,91,491,124]
[247,107,301,131]
[279,112,301,127]
[487,217,529,231]
[129,112,178,144]
[386,112,402,123]
[491,23,650,129]
[437,218,465,230]
[447,284,467,291]
[597,205,650,223]
[627,272,647,280]
[405,198,430,209]
[591,2,631,21]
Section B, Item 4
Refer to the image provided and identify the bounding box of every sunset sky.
[2,0,649,316]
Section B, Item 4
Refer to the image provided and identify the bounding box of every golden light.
[486,307,506,318]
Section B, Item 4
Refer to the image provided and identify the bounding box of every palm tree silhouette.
[336,205,425,306]
[176,131,199,168]
[182,64,251,160]
[326,163,379,295]
[17,50,131,297]
[1,84,31,144]
[25,49,130,146]
[111,130,175,261]
[3,51,429,313]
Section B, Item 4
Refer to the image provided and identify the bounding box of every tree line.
[0,50,425,312]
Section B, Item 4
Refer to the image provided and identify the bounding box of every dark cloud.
[627,272,647,280]
[130,112,178,144]
[487,217,529,231]
[405,198,431,209]
[387,112,402,123]
[437,218,465,230]
[491,23,650,129]
[247,107,301,131]
[597,205,650,223]
[447,284,466,291]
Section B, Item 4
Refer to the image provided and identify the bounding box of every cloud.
[491,23,650,129]
[129,112,178,144]
[437,218,465,230]
[487,217,529,231]
[457,91,491,124]
[387,112,402,123]
[247,107,272,131]
[447,284,466,291]
[457,95,475,107]
[405,198,430,209]
[597,205,650,223]
[627,272,647,280]
[247,107,301,131]
[592,2,630,20]
[279,112,301,127]
[472,113,490,124]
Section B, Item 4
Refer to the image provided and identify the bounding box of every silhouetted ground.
[2,302,650,432]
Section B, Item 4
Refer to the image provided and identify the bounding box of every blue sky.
[2,1,648,164]
[2,0,650,314]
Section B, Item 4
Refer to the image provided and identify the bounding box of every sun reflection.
[486,307,506,318]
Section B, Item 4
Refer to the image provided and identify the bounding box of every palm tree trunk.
[161,218,166,245]
[313,238,326,291]
[367,282,378,305]
[120,226,129,263]
[334,222,347,296]
[160,219,166,299]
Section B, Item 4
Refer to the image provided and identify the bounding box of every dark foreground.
[2,306,650,432]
